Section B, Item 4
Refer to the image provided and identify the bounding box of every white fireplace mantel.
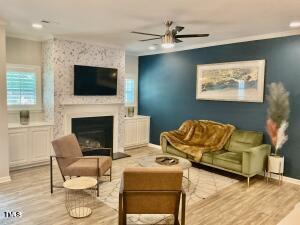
[63,103,124,153]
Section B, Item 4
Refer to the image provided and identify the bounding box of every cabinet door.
[137,118,150,144]
[124,119,138,147]
[8,128,28,166]
[29,127,51,163]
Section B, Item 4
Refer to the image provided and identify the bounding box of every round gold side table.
[63,177,97,218]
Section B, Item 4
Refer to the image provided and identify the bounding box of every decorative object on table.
[20,110,30,125]
[196,60,265,102]
[266,82,290,184]
[139,154,192,182]
[127,106,134,117]
[63,177,97,218]
[155,156,179,165]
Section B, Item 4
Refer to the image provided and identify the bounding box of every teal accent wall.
[138,35,300,179]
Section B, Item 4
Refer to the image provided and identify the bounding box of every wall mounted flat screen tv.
[74,65,118,96]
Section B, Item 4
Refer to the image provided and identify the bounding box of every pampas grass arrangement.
[266,82,290,155]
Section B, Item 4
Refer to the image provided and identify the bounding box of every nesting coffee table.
[139,154,192,181]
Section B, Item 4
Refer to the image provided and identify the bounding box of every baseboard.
[10,160,49,171]
[148,143,161,149]
[0,176,11,184]
[269,174,300,186]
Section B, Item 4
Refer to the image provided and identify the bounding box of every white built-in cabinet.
[124,115,150,148]
[8,122,53,170]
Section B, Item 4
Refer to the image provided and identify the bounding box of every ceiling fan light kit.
[131,20,209,49]
[161,34,175,48]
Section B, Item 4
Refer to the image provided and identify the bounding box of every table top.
[63,177,97,190]
[139,154,192,170]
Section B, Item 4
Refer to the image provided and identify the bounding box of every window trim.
[125,77,136,107]
[6,64,42,112]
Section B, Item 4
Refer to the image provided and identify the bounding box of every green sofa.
[161,129,271,186]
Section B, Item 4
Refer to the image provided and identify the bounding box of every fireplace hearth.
[72,116,113,157]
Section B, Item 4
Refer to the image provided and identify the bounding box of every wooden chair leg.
[110,167,112,182]
[119,193,123,225]
[97,158,100,197]
[123,213,127,225]
[50,156,53,194]
[174,215,180,225]
[97,176,100,197]
[181,191,186,225]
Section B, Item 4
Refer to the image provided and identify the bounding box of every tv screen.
[74,65,117,96]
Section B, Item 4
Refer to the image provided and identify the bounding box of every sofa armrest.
[161,136,168,154]
[242,144,271,175]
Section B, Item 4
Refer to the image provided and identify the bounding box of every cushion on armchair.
[227,130,263,153]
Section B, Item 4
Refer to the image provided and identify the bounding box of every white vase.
[268,155,284,174]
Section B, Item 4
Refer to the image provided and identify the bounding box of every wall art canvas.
[196,60,265,102]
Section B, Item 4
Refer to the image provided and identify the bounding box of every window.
[6,64,42,111]
[125,78,135,105]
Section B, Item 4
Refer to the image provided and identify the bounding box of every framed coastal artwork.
[196,60,265,102]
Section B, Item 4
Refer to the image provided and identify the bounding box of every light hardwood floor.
[0,147,300,225]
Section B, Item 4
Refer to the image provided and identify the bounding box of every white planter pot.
[268,155,284,174]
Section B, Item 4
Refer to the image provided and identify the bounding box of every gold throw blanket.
[160,120,235,161]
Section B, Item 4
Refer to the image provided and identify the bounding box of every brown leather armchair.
[50,134,112,196]
[119,167,186,225]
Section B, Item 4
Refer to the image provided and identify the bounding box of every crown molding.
[138,29,300,56]
[6,33,49,42]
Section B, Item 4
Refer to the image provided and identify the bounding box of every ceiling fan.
[131,21,209,49]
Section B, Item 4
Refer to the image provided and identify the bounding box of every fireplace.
[71,116,113,157]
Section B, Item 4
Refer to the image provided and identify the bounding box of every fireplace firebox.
[71,116,113,157]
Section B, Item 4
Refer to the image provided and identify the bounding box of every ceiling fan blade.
[131,31,161,37]
[175,38,183,43]
[174,26,184,32]
[139,37,161,42]
[176,34,209,38]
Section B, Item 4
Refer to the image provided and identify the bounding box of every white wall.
[125,54,139,115]
[6,37,42,66]
[0,23,10,182]
[6,37,44,123]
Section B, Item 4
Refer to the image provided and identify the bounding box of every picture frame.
[196,60,265,102]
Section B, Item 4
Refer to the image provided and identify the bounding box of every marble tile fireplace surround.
[62,103,124,153]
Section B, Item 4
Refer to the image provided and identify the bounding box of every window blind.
[6,70,37,106]
[125,78,135,105]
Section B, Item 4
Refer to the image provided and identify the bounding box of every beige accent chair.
[50,134,112,196]
[119,167,186,225]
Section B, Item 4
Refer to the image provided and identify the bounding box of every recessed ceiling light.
[148,46,156,50]
[32,23,43,29]
[289,21,300,28]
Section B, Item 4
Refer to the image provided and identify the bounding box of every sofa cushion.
[228,130,263,153]
[213,152,242,172]
[166,145,188,158]
[200,150,227,164]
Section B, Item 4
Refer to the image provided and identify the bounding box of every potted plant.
[266,82,290,175]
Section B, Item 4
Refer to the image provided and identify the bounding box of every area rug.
[97,160,238,224]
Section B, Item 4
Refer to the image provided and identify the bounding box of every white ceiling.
[1,0,300,55]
